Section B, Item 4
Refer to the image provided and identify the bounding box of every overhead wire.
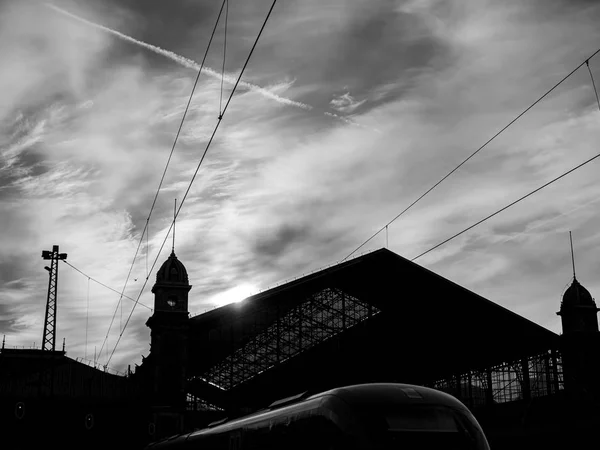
[465,195,600,252]
[410,151,600,262]
[586,59,600,111]
[410,56,600,262]
[219,0,229,118]
[106,0,279,367]
[146,220,149,279]
[62,260,152,311]
[343,47,600,261]
[98,0,228,361]
[85,276,90,361]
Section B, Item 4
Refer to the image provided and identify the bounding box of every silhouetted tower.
[558,278,599,334]
[556,233,600,400]
[41,245,67,351]
[147,249,191,381]
[146,207,191,437]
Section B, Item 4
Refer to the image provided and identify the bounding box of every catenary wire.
[586,59,600,111]
[410,151,600,261]
[62,260,152,311]
[463,195,600,252]
[146,220,149,278]
[85,276,89,360]
[343,47,600,261]
[106,0,279,367]
[98,0,228,360]
[219,0,229,117]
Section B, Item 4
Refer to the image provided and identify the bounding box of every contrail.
[46,4,312,111]
[45,4,379,131]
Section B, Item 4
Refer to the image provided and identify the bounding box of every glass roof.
[195,287,380,390]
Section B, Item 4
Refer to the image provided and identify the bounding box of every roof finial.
[173,198,177,254]
[569,231,577,281]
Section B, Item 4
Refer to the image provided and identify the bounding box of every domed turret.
[556,233,600,401]
[558,277,599,335]
[150,251,191,313]
[557,232,599,334]
[562,278,595,307]
[155,250,189,285]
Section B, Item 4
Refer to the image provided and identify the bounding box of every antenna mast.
[173,198,177,253]
[569,231,577,280]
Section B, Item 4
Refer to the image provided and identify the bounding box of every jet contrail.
[45,4,380,131]
[45,4,312,111]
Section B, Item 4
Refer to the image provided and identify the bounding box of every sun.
[211,283,257,307]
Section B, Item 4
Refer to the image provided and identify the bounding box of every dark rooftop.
[187,248,559,407]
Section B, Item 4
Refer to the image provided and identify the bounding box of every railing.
[427,349,564,408]
[74,357,127,377]
[1,345,43,350]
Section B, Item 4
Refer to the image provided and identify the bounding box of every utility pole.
[41,245,67,352]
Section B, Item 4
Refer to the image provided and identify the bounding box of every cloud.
[0,1,189,369]
[46,3,313,111]
[0,116,46,172]
[329,92,366,114]
[45,2,382,132]
[3,0,600,374]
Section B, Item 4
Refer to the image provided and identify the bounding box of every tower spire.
[173,198,177,254]
[569,231,577,280]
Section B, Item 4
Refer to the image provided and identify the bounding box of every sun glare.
[211,283,257,307]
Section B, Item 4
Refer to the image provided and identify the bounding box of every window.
[364,406,490,450]
[167,296,178,309]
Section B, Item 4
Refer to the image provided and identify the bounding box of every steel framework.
[429,349,564,408]
[186,393,224,412]
[195,287,381,391]
[41,245,67,352]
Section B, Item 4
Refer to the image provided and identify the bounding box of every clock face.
[167,296,178,309]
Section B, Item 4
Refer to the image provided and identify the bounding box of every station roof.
[187,248,559,406]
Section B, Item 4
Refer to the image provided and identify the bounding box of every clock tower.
[146,250,192,437]
[150,250,191,313]
[555,233,600,402]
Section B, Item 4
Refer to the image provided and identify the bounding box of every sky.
[1,0,600,372]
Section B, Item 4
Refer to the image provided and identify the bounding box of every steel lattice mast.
[41,245,67,352]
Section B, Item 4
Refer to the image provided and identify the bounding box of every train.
[146,383,491,449]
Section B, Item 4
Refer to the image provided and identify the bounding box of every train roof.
[317,383,469,410]
[146,383,474,448]
[190,383,467,436]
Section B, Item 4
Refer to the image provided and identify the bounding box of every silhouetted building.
[0,347,147,448]
[183,249,564,412]
[557,276,600,401]
[144,250,192,438]
[8,245,600,448]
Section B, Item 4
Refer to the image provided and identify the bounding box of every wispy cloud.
[46,4,313,111]
[323,111,381,132]
[1,118,45,172]
[2,0,600,372]
[330,92,366,114]
[45,3,381,132]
